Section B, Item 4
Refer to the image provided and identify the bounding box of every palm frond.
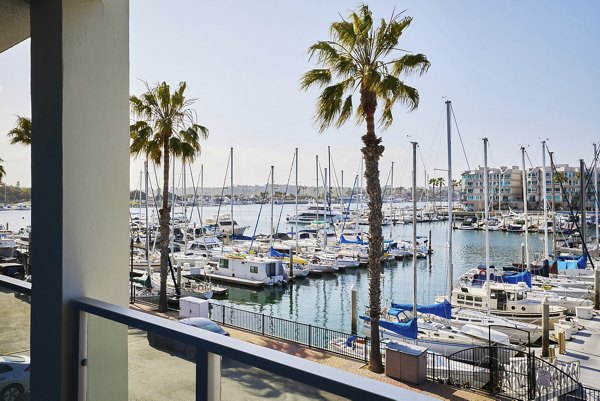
[391,54,431,77]
[300,69,332,90]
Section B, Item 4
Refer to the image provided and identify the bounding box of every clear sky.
[1,1,599,191]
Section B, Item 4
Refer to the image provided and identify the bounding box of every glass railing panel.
[220,358,348,401]
[0,280,31,401]
[85,315,196,401]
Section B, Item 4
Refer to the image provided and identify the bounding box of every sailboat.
[449,141,566,330]
[360,139,512,355]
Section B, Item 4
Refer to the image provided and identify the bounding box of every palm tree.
[0,158,6,183]
[301,5,429,372]
[553,172,568,209]
[7,116,32,146]
[130,81,209,312]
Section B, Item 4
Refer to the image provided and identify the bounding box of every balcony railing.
[0,275,433,401]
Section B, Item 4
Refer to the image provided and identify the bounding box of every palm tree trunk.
[158,139,171,312]
[361,88,384,373]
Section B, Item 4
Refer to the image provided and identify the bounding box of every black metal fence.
[139,298,600,400]
[427,346,591,401]
[209,302,370,362]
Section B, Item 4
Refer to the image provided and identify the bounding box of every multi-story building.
[460,166,523,211]
[528,164,599,211]
[462,163,599,211]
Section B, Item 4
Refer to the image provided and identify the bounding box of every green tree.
[0,158,5,184]
[130,81,208,312]
[7,116,32,146]
[553,171,568,208]
[301,5,429,372]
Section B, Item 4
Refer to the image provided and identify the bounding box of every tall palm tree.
[301,5,429,372]
[7,116,32,146]
[130,81,209,312]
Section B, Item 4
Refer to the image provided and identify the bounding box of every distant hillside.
[0,185,31,204]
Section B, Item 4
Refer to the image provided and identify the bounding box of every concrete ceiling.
[0,0,30,53]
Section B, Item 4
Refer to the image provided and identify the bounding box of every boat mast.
[271,165,274,249]
[295,148,299,266]
[171,151,175,255]
[542,141,549,260]
[316,155,319,217]
[595,143,599,249]
[328,145,332,215]
[145,159,150,275]
[446,100,453,301]
[411,141,418,316]
[324,167,328,249]
[521,146,530,267]
[183,161,188,252]
[230,147,234,239]
[484,138,491,316]
[200,164,204,238]
[390,162,394,229]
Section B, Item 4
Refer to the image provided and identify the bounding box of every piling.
[428,229,432,254]
[542,296,549,357]
[521,243,525,266]
[351,285,357,335]
[595,266,600,310]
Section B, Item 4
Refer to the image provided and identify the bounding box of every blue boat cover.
[380,318,418,339]
[390,299,452,319]
[359,316,418,339]
[500,270,532,287]
[269,247,288,258]
[232,234,255,241]
[577,254,587,269]
[340,234,368,245]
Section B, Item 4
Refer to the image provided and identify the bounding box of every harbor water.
[5,204,548,333]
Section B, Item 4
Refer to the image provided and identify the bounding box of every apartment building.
[460,166,523,211]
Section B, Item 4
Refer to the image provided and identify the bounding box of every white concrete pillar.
[30,0,129,400]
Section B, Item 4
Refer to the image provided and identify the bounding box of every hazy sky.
[1,1,599,191]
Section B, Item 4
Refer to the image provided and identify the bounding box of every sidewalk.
[130,302,493,401]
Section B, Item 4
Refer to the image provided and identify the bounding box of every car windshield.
[183,319,222,333]
[196,321,222,333]
[1,355,26,363]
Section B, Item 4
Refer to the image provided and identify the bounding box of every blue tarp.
[390,299,452,319]
[577,254,587,269]
[340,234,368,245]
[269,247,288,258]
[500,270,532,287]
[232,234,254,241]
[359,316,418,339]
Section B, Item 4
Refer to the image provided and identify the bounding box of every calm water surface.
[7,204,546,333]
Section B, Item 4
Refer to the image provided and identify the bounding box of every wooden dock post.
[542,296,549,357]
[428,229,432,254]
[595,266,600,310]
[351,285,357,335]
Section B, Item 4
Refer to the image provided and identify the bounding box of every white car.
[0,355,30,401]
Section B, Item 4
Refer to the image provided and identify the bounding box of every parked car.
[147,317,229,360]
[0,263,25,280]
[0,355,30,401]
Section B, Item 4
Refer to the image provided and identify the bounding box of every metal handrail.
[0,275,31,295]
[72,297,434,401]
